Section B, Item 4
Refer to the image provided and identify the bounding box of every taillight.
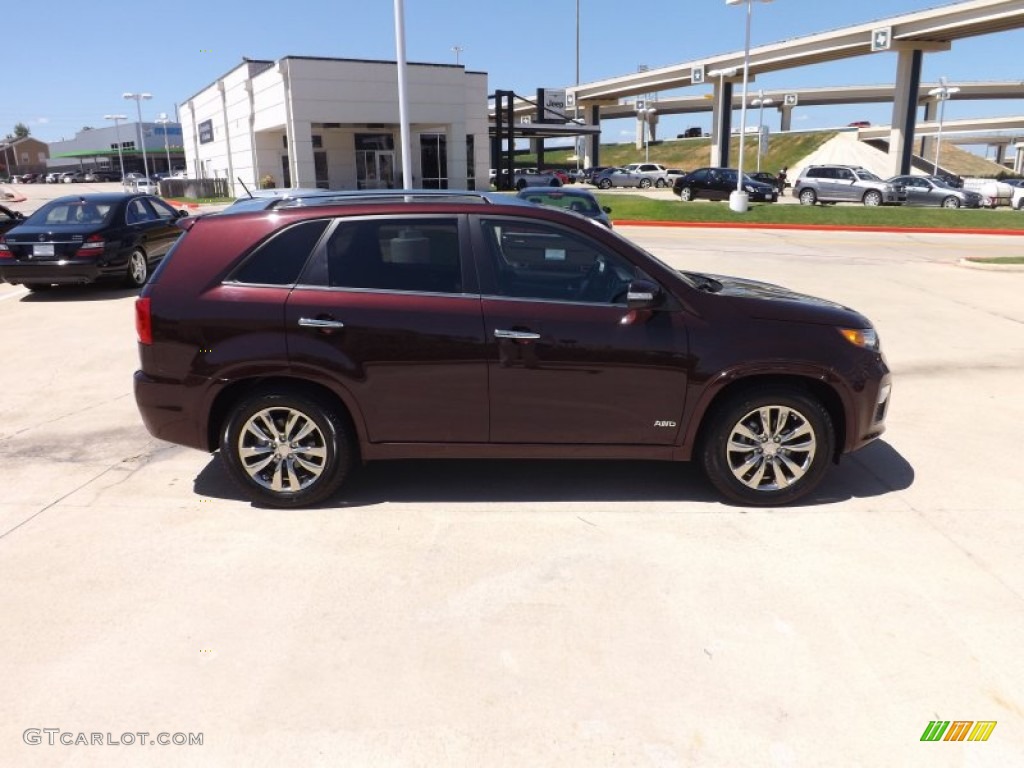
[75,234,105,257]
[0,237,11,259]
[135,297,152,345]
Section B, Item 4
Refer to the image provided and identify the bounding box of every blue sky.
[4,0,1022,149]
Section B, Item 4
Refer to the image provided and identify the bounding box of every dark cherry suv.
[133,191,891,507]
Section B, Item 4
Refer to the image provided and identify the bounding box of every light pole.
[155,113,172,175]
[726,0,773,213]
[750,90,774,171]
[928,77,960,175]
[123,92,152,179]
[637,106,657,163]
[451,45,463,65]
[103,114,128,184]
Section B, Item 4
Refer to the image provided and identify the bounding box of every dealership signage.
[537,88,567,123]
[198,119,214,144]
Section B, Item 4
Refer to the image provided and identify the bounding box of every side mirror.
[176,209,189,218]
[602,206,612,214]
[15,211,26,220]
[626,279,662,310]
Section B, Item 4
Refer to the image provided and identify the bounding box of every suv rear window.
[326,218,462,294]
[229,219,330,285]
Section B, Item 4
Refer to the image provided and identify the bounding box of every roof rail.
[276,189,509,209]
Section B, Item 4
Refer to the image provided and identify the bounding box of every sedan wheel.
[941,196,961,208]
[863,190,883,206]
[598,179,612,190]
[798,189,817,205]
[702,388,834,506]
[639,178,652,189]
[679,187,694,202]
[125,249,148,288]
[221,391,352,507]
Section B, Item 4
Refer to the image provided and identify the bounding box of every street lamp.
[637,106,657,163]
[103,114,128,185]
[725,0,773,213]
[123,92,152,179]
[750,89,774,171]
[451,45,463,65]
[155,113,172,176]
[928,77,960,175]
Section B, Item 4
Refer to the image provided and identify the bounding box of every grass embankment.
[595,194,1024,231]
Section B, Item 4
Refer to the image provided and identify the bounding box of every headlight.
[838,327,879,350]
[744,184,756,193]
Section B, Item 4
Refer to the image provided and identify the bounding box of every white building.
[180,56,488,196]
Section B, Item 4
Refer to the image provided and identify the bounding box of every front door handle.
[494,329,540,341]
[298,317,346,330]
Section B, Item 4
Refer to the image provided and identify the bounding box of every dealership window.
[466,135,475,190]
[420,133,447,189]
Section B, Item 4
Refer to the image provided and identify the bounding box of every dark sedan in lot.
[673,167,777,202]
[0,193,187,291]
[516,187,613,228]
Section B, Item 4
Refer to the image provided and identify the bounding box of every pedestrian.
[776,166,788,196]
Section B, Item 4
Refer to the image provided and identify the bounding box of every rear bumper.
[0,260,116,285]
[134,369,213,452]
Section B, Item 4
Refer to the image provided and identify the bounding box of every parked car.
[45,172,62,184]
[85,169,120,182]
[133,189,890,509]
[621,163,672,188]
[582,166,611,184]
[0,203,26,236]
[961,177,1013,208]
[672,167,778,203]
[505,168,562,191]
[516,186,613,228]
[61,171,86,183]
[0,193,188,291]
[886,175,983,208]
[793,165,905,206]
[127,178,160,195]
[545,169,571,186]
[748,171,784,192]
[593,167,647,189]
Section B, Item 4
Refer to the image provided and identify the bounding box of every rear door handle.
[494,329,540,341]
[298,317,346,330]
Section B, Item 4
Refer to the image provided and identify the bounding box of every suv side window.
[479,218,647,304]
[326,218,462,294]
[689,169,709,183]
[835,168,854,181]
[228,219,329,285]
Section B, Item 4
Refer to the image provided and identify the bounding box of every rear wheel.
[655,179,666,188]
[220,391,353,508]
[701,388,834,506]
[125,248,148,288]
[941,196,961,209]
[598,179,612,190]
[799,188,817,205]
[639,178,652,189]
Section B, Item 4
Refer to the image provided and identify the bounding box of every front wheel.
[220,391,353,508]
[941,196,961,209]
[863,190,883,206]
[701,388,834,506]
[679,186,694,202]
[798,189,817,205]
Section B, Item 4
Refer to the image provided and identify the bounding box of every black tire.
[515,179,527,191]
[26,283,53,292]
[639,178,652,189]
[549,178,562,187]
[701,388,834,506]
[598,179,612,190]
[124,248,149,288]
[655,179,666,188]
[220,390,353,508]
[798,188,817,206]
[862,190,883,207]
[941,196,960,209]
[679,186,695,202]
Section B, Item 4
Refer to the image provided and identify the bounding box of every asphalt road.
[1,220,1022,767]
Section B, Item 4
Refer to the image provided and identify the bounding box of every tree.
[13,123,30,139]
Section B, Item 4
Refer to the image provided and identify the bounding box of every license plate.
[33,244,55,258]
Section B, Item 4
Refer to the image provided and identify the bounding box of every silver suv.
[793,165,905,206]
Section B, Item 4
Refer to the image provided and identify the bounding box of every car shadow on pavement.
[192,439,913,509]
[19,285,140,302]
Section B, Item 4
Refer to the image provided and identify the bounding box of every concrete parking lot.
[1,206,1022,764]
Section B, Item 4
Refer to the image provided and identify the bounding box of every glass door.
[419,133,448,189]
[356,150,395,189]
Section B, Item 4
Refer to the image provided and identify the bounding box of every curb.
[163,198,201,210]
[612,220,1024,236]
[958,258,1024,271]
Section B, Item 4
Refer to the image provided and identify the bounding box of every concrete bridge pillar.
[888,48,923,177]
[711,80,735,168]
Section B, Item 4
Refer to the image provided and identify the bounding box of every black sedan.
[0,193,187,292]
[516,187,613,228]
[0,204,26,236]
[672,167,777,203]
